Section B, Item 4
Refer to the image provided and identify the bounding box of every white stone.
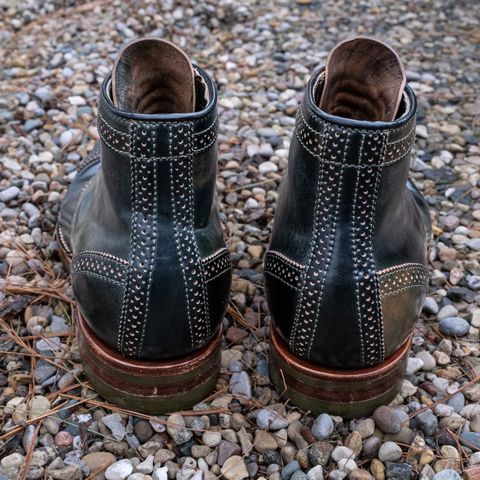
[307,465,324,480]
[406,357,424,375]
[105,459,133,480]
[136,455,154,474]
[202,431,222,448]
[337,458,357,474]
[258,161,278,174]
[152,466,169,480]
[332,446,355,463]
[461,404,480,418]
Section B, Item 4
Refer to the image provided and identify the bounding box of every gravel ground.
[0,1,479,479]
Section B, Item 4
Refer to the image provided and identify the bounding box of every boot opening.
[317,37,406,122]
[111,38,208,114]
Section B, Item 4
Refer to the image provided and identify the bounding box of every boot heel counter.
[201,248,232,332]
[378,263,429,356]
[268,86,424,369]
[71,252,127,351]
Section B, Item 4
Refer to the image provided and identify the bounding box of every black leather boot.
[265,37,431,418]
[58,38,231,413]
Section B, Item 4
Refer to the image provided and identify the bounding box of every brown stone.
[226,327,248,345]
[254,430,278,453]
[81,452,116,480]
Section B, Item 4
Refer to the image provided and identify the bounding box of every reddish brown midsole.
[77,309,221,396]
[270,326,411,402]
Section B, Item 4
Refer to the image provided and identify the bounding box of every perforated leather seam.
[195,118,218,136]
[264,254,304,287]
[378,263,428,275]
[370,133,388,361]
[296,108,415,168]
[205,265,232,284]
[296,130,410,169]
[265,270,302,291]
[378,267,429,294]
[351,133,366,366]
[77,250,128,265]
[77,147,101,171]
[288,124,327,351]
[307,129,348,358]
[98,109,131,140]
[203,250,231,280]
[266,250,306,271]
[380,284,428,298]
[99,113,218,158]
[202,247,229,265]
[71,270,125,287]
[57,225,72,255]
[169,123,211,349]
[117,124,158,357]
[71,254,127,281]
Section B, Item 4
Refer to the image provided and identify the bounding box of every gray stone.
[460,432,480,449]
[312,413,334,440]
[101,414,126,441]
[34,86,54,103]
[468,275,480,290]
[422,297,439,314]
[415,410,438,436]
[308,441,333,467]
[136,455,154,474]
[24,119,42,132]
[152,467,168,480]
[362,436,381,458]
[35,359,57,383]
[281,460,301,480]
[407,357,424,375]
[229,371,252,400]
[466,238,480,251]
[217,440,241,466]
[337,458,357,474]
[439,317,470,337]
[432,471,462,480]
[0,186,20,202]
[290,472,308,480]
[415,351,436,371]
[256,409,288,430]
[437,305,458,320]
[349,418,375,439]
[385,462,412,479]
[50,316,71,333]
[29,396,51,419]
[257,128,279,138]
[1,453,24,475]
[202,430,221,448]
[328,470,346,480]
[373,406,402,434]
[166,414,193,445]
[378,442,403,462]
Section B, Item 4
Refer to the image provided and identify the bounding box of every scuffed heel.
[77,310,221,413]
[269,326,410,419]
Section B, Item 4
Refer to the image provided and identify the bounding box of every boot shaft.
[60,50,231,361]
[266,69,430,368]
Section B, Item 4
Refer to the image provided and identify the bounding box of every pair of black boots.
[58,37,430,418]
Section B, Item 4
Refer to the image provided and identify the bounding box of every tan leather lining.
[111,38,196,114]
[319,36,406,122]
